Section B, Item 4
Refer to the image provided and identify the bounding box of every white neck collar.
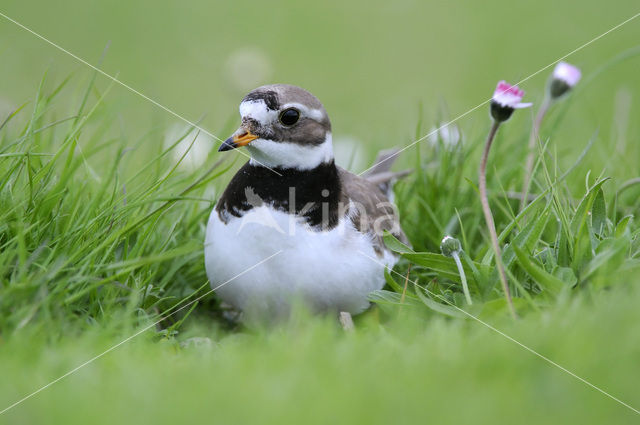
[247,133,334,170]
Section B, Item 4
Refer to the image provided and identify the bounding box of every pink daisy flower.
[492,81,532,109]
[490,81,532,121]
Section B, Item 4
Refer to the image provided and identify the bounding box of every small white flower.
[552,62,581,88]
[549,62,581,99]
[427,123,461,150]
[224,47,273,92]
[164,124,213,171]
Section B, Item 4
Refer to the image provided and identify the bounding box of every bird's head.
[219,84,334,170]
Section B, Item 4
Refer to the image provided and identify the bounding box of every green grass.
[1,63,639,423]
[1,0,640,422]
[0,73,231,334]
[1,286,640,424]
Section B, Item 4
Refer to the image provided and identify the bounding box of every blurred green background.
[1,0,640,423]
[1,0,639,173]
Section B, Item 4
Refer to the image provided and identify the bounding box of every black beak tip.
[218,138,236,152]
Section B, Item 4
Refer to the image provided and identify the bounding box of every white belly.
[204,205,396,319]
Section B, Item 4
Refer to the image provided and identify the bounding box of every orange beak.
[218,129,259,151]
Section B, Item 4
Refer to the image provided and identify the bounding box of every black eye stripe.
[279,108,300,126]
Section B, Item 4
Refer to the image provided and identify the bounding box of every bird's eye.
[279,108,300,126]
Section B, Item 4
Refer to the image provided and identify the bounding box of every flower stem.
[451,252,472,305]
[479,120,516,318]
[519,98,550,212]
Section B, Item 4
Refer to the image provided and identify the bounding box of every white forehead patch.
[239,100,277,124]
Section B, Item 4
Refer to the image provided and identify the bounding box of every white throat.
[247,133,334,170]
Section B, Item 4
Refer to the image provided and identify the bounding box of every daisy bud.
[490,81,532,122]
[440,236,461,258]
[440,236,472,305]
[549,61,581,99]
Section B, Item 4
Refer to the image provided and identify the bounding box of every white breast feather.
[204,204,396,318]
